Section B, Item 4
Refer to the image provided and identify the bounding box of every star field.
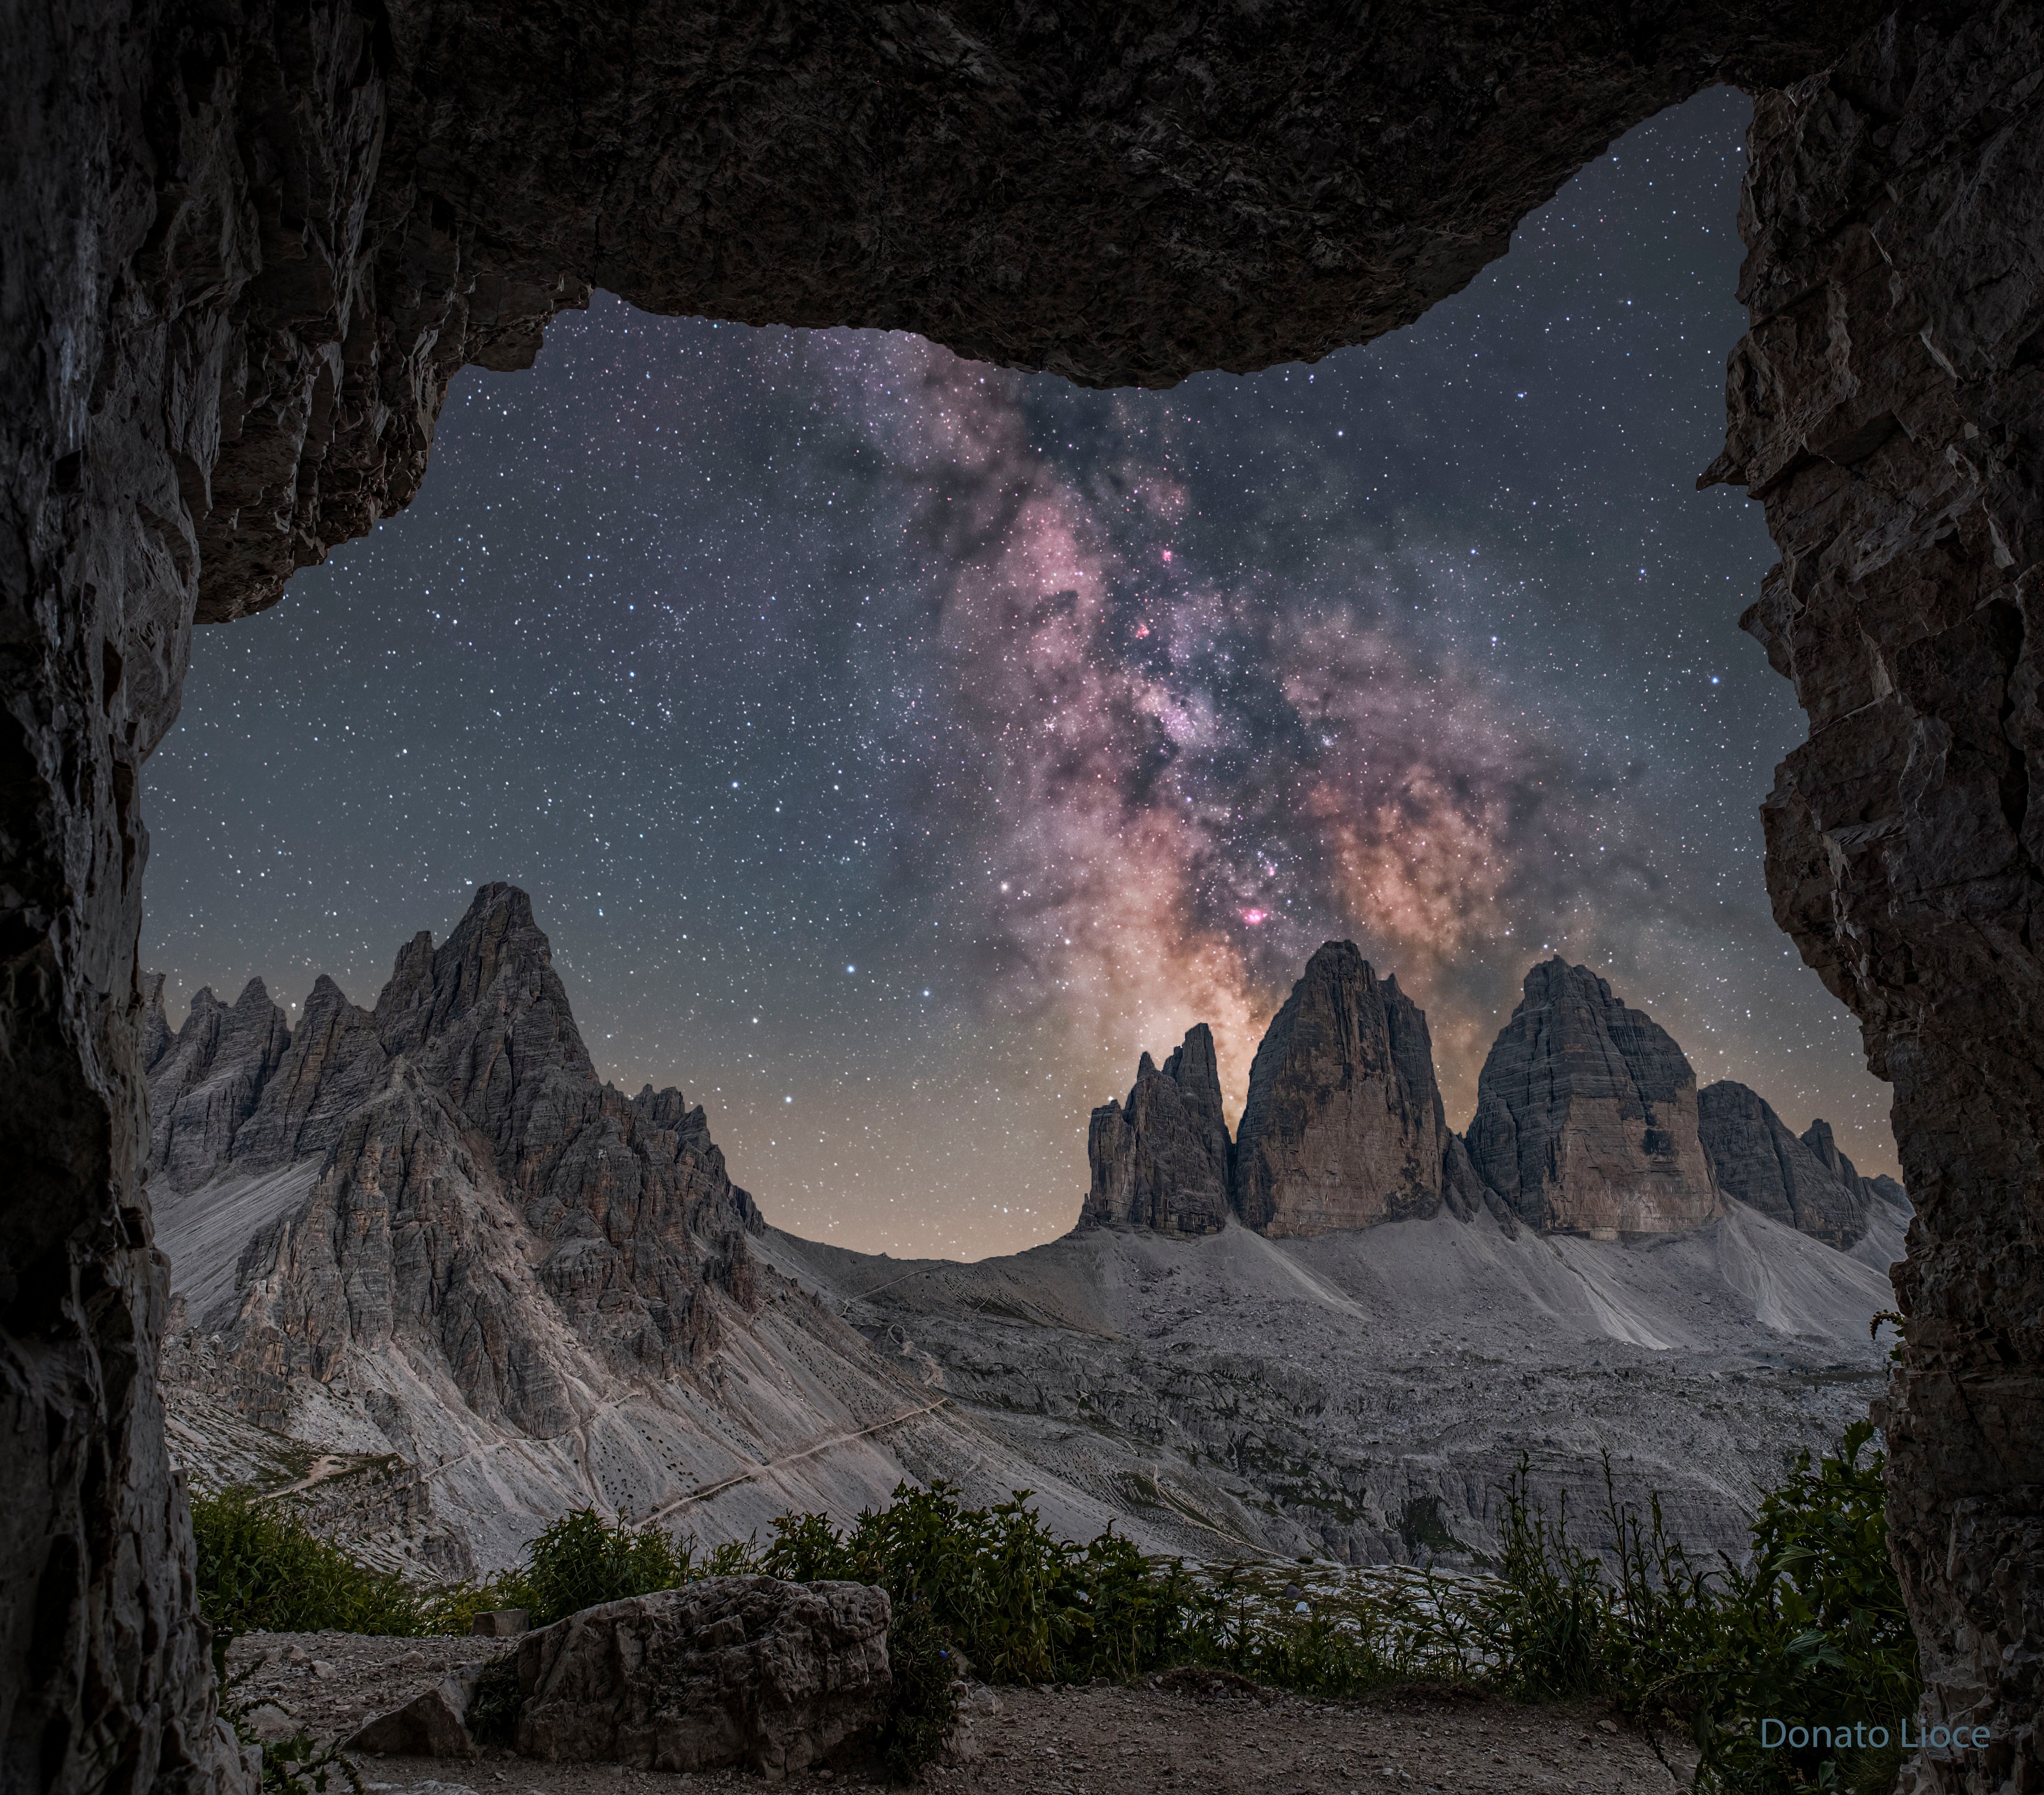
[142,89,1897,1258]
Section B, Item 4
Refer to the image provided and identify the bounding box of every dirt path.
[256,1453,355,1501]
[233,1635,1690,1795]
[640,1400,953,1524]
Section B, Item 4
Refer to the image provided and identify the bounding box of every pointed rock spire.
[1232,942,1447,1237]
[1083,1025,1233,1235]
[148,978,291,1194]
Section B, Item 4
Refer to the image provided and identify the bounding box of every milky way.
[142,88,1894,1256]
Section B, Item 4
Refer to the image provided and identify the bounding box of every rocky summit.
[1697,1082,1904,1250]
[149,886,1908,1587]
[1232,944,1449,1237]
[1464,961,1722,1237]
[1083,1026,1233,1236]
[1083,946,1891,1255]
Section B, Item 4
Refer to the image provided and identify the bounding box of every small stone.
[345,1666,486,1758]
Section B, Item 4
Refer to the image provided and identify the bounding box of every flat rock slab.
[513,1578,891,1781]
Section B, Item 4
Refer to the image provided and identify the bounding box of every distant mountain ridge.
[145,886,1907,1578]
[1083,942,1906,1252]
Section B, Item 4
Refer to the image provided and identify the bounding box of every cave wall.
[1711,7,2044,1787]
[0,1,2017,1791]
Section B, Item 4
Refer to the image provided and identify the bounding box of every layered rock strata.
[1083,1025,1233,1235]
[1697,1082,1870,1249]
[1704,12,2044,1780]
[1089,946,1893,1251]
[140,887,816,1566]
[1233,944,1449,1237]
[1465,961,1722,1238]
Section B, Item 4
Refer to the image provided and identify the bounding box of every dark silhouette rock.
[1466,961,1720,1239]
[1083,1025,1233,1235]
[1233,943,1447,1237]
[1697,1082,1868,1248]
[1702,9,2044,1775]
[512,1579,891,1777]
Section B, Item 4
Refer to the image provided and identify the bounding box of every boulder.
[512,1578,891,1780]
[471,1609,531,1638]
[1232,942,1447,1236]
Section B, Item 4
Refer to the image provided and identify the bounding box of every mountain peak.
[1233,941,1447,1237]
[1464,958,1719,1237]
[1083,1024,1232,1235]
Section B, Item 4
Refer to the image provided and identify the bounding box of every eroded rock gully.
[0,2,2031,1792]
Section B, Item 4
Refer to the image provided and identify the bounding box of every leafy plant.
[192,1490,424,1636]
[1476,1425,1920,1794]
[1481,1467,1612,1701]
[1650,1422,1919,1792]
[503,1507,700,1628]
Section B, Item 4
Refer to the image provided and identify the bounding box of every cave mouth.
[11,4,2042,1788]
[141,88,1892,1263]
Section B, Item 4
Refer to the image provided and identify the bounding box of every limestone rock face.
[512,1579,891,1777]
[145,884,769,1495]
[1083,1025,1233,1235]
[1233,943,1446,1237]
[1441,1132,1517,1236]
[1465,961,1720,1238]
[1697,1082,1868,1248]
[344,1666,485,1758]
[147,979,292,1195]
[1707,11,2044,1775]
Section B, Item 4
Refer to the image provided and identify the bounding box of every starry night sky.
[142,88,1896,1259]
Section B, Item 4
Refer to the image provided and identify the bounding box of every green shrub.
[505,1508,699,1627]
[757,1483,1210,1777]
[1482,1469,1613,1701]
[1479,1423,1921,1794]
[1638,1422,1919,1793]
[192,1488,425,1637]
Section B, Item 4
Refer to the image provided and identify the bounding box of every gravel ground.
[229,1635,1690,1794]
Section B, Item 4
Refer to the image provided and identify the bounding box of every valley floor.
[236,1635,1688,1795]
